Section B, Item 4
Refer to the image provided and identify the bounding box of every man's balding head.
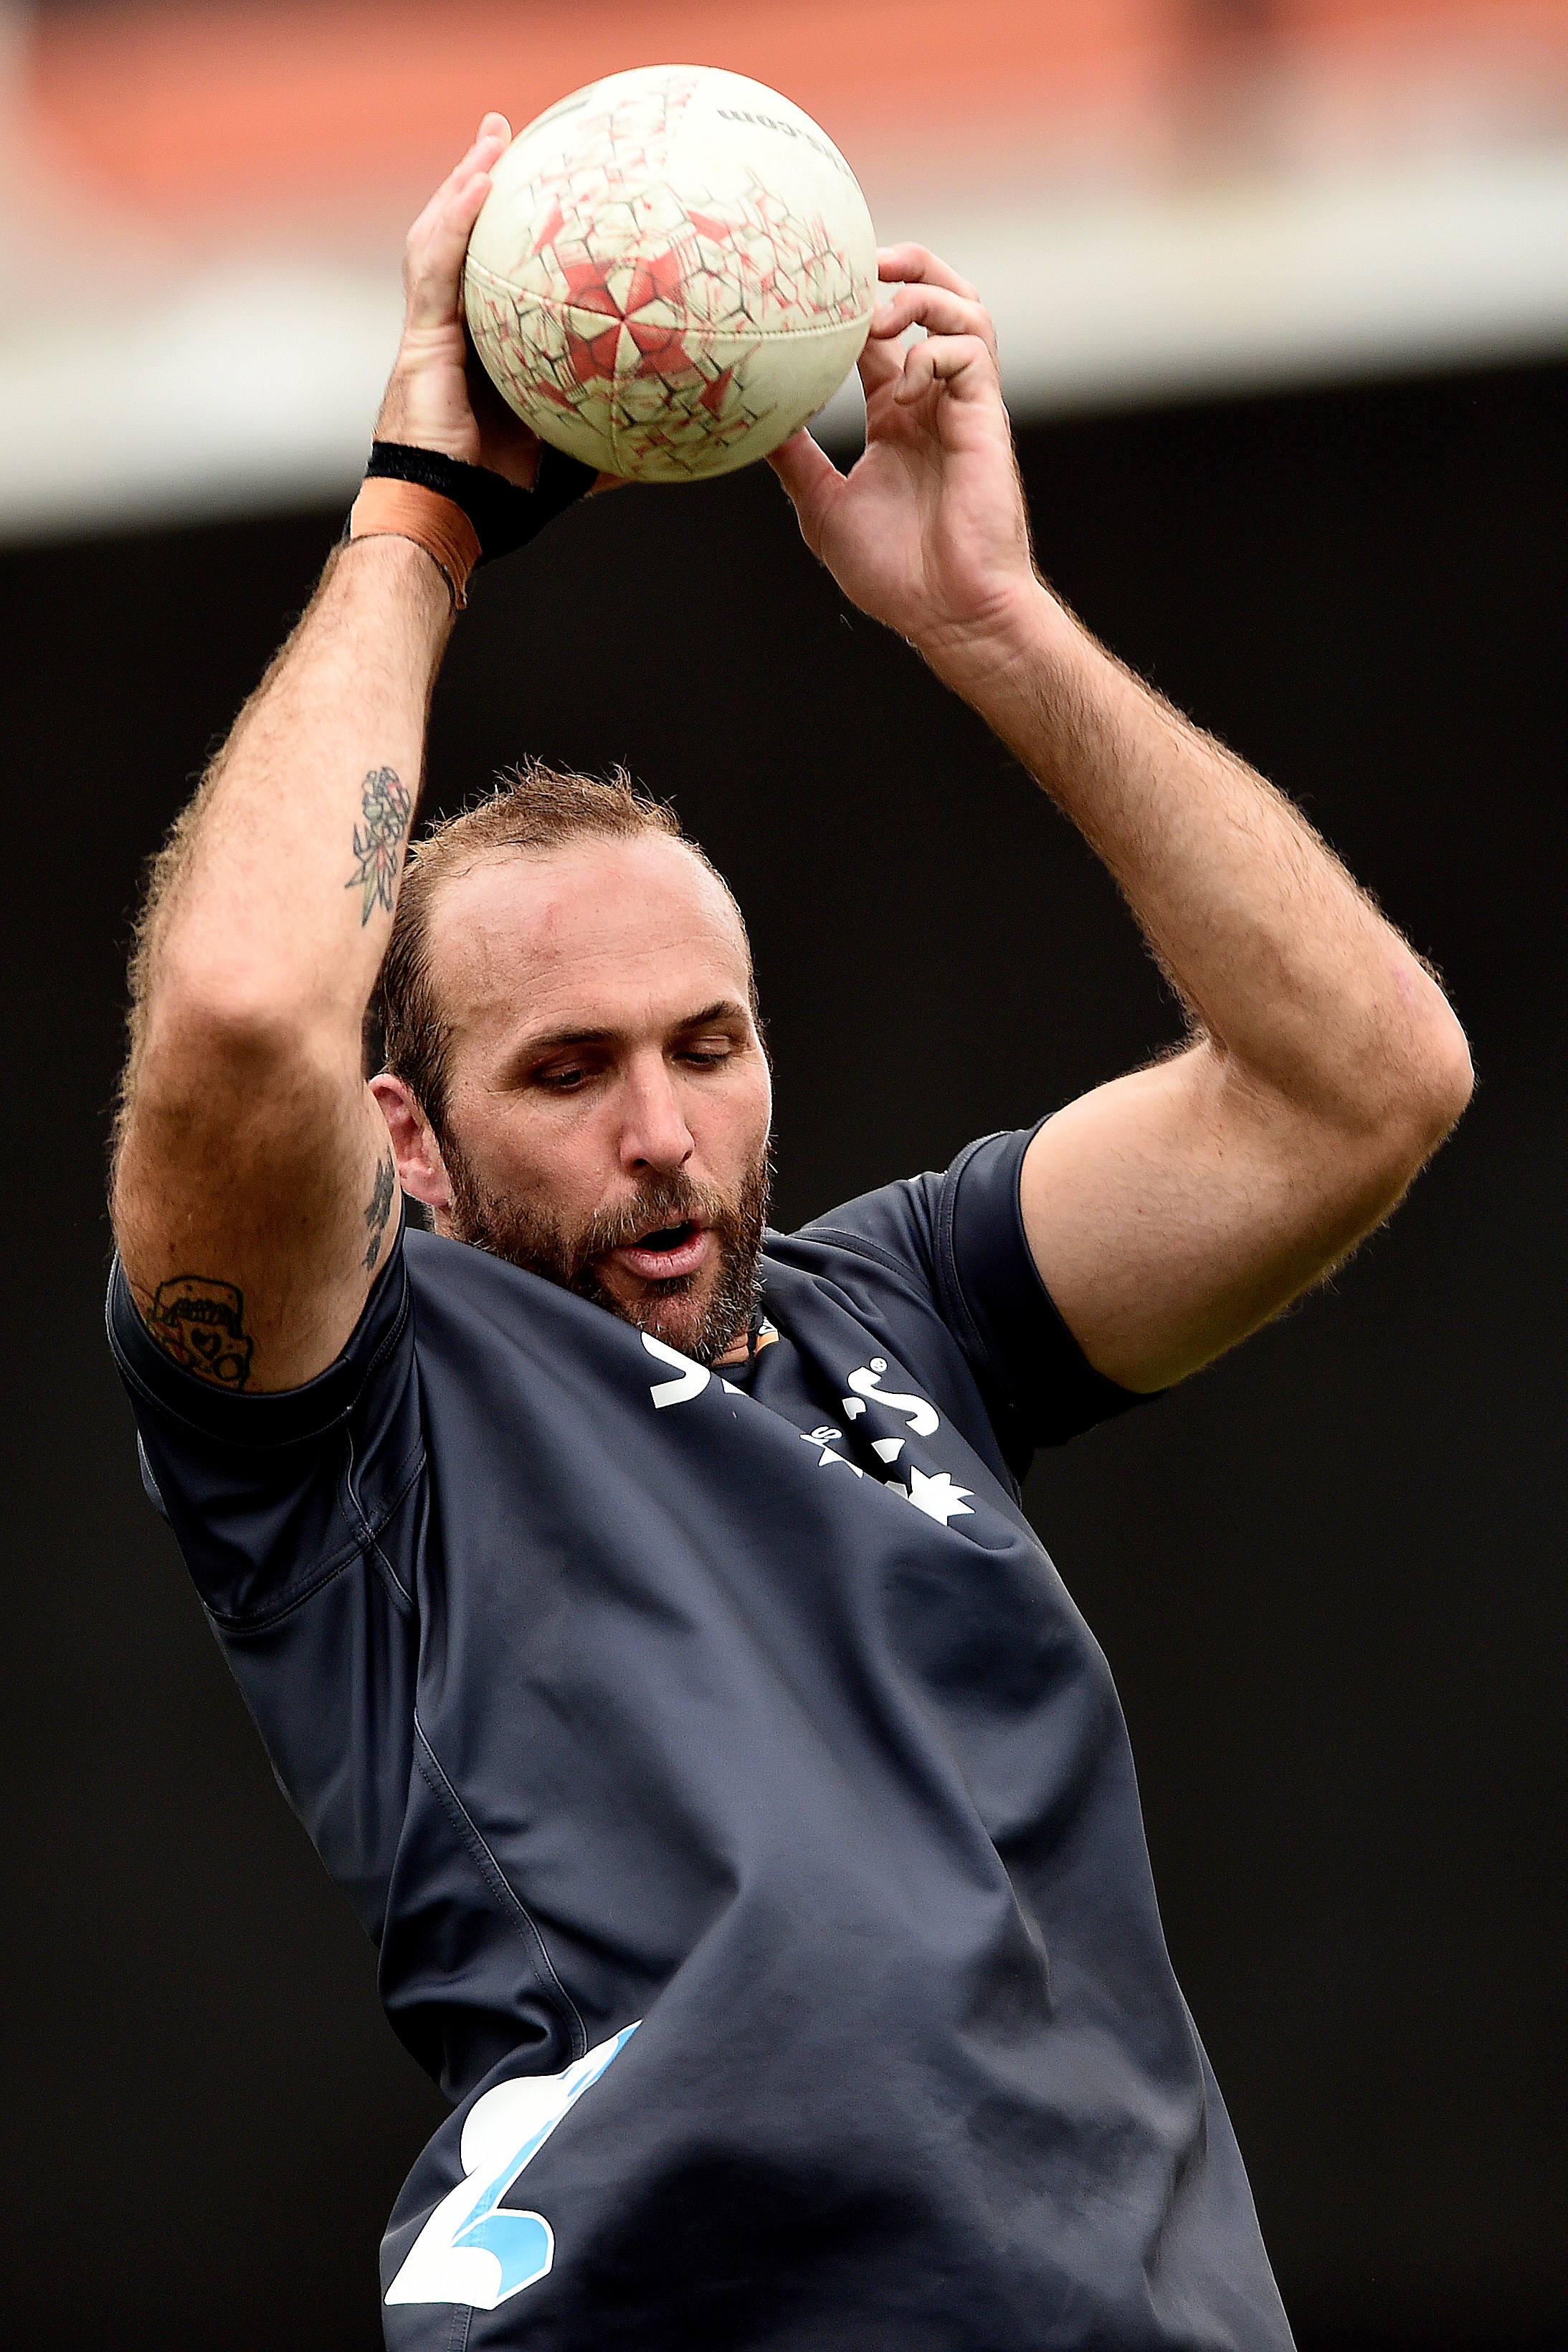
[374,764,756,1143]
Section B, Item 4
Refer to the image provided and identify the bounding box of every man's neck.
[711,1321,779,1370]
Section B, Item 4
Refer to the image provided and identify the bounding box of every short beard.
[441,1137,771,1366]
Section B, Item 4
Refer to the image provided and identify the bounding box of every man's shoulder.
[769,1166,945,1289]
[761,1160,982,1402]
[766,1134,1017,1327]
[768,1129,1146,1465]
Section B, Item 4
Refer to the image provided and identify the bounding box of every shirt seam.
[412,1712,588,2062]
[933,1133,1007,1388]
[788,1224,937,1295]
[343,1426,418,1612]
[204,1437,426,1634]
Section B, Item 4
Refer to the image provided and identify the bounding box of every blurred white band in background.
[2,0,1565,541]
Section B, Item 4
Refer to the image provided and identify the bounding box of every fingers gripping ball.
[462,65,878,483]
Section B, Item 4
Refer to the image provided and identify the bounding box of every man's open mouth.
[610,1219,711,1282]
[638,1221,697,1253]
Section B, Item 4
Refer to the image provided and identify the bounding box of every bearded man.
[108,116,1471,2352]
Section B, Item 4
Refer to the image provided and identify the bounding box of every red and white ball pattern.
[464,66,878,483]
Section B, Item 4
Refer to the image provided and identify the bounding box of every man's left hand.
[769,247,1039,670]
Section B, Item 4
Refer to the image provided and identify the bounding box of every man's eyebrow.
[516,1022,613,1054]
[675,998,749,1029]
[508,1000,749,1061]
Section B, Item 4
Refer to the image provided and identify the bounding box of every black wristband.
[363,440,597,569]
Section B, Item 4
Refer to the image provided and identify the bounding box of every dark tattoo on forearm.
[346,766,412,924]
[363,1148,397,1271]
[146,1276,255,1390]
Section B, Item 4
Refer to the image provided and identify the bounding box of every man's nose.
[618,1058,695,1172]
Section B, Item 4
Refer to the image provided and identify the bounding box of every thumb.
[767,429,844,551]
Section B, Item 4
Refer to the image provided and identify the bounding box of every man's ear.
[370,1074,454,1215]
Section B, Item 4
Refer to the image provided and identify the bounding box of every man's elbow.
[136,942,356,1096]
[119,969,357,1188]
[1278,975,1473,1233]
[1394,969,1474,1142]
[1356,986,1474,1202]
[1414,995,1476,1141]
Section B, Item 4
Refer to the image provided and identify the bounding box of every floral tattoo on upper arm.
[346,766,412,924]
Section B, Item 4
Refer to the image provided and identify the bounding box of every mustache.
[567,1172,745,1276]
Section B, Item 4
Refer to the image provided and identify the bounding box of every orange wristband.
[348,478,483,609]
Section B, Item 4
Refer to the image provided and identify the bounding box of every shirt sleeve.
[105,1235,424,1942]
[936,1124,1151,1449]
[799,1124,1151,1469]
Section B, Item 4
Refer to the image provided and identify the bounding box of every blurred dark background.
[1,356,1562,2349]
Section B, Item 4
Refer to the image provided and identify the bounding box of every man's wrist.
[913,579,1078,711]
[350,475,481,608]
[351,440,600,596]
[373,343,480,468]
[336,529,460,631]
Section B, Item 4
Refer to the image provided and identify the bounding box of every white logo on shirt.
[842,1357,940,1436]
[640,1335,974,1525]
[642,1332,744,1406]
[385,2026,638,2311]
[903,1464,974,1524]
[642,1333,711,1409]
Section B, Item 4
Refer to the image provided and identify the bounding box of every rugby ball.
[463,65,878,482]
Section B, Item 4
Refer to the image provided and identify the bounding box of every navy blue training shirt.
[108,1127,1294,2351]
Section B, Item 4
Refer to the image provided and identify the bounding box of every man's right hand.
[375,112,547,487]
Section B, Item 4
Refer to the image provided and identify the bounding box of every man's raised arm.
[113,116,533,1393]
[771,247,1473,1394]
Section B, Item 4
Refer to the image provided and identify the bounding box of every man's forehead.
[426,834,751,1020]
